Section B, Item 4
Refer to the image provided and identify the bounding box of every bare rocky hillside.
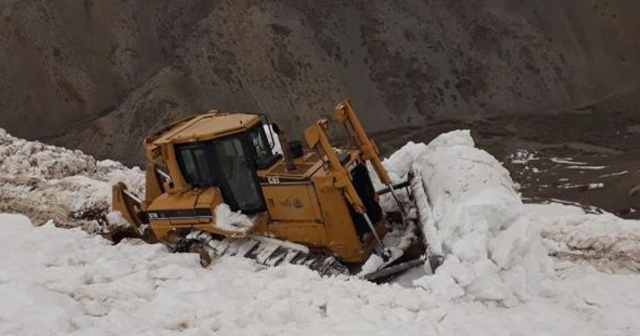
[1,0,639,164]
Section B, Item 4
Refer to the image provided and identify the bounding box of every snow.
[2,213,640,336]
[566,165,607,170]
[507,149,539,164]
[0,129,145,229]
[105,211,130,228]
[213,203,254,233]
[557,182,605,190]
[527,204,640,273]
[523,202,586,218]
[383,131,553,305]
[600,170,628,178]
[2,127,640,335]
[358,254,385,276]
[550,157,587,165]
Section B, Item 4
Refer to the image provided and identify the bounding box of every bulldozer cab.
[176,124,278,214]
[149,113,280,215]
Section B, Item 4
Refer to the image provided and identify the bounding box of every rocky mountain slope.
[1,0,638,164]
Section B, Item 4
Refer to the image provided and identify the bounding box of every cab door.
[212,135,265,214]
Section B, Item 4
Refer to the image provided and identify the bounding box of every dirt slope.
[0,0,639,164]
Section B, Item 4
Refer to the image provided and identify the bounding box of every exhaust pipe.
[272,124,297,171]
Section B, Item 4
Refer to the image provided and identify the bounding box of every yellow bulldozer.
[109,100,441,281]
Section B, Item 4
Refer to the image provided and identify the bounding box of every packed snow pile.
[381,131,554,305]
[0,128,144,229]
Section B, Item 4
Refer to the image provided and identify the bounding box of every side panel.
[146,192,207,240]
[311,172,370,263]
[146,188,257,239]
[261,184,322,222]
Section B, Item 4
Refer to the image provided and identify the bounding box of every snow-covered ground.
[1,128,640,335]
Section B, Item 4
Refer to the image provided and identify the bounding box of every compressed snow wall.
[0,128,145,229]
[383,130,554,305]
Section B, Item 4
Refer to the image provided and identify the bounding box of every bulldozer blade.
[106,183,156,243]
[408,169,444,271]
[363,251,445,282]
[362,256,425,282]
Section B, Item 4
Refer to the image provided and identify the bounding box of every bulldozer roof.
[152,112,261,145]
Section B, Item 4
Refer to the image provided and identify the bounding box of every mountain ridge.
[0,0,638,164]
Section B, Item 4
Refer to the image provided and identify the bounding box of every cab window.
[249,126,277,169]
[176,145,216,187]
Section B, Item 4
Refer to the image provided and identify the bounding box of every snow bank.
[0,214,441,336]
[0,128,144,230]
[525,203,640,273]
[3,214,640,336]
[384,130,554,305]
